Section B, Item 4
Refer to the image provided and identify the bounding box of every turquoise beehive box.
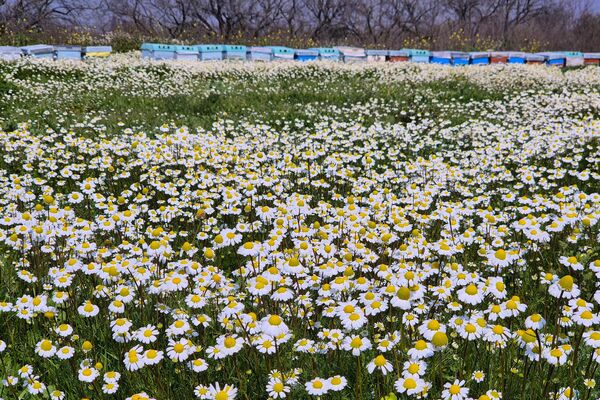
[402,49,430,63]
[175,45,199,61]
[198,45,224,61]
[224,45,247,60]
[309,48,341,61]
[269,46,295,60]
[140,43,176,60]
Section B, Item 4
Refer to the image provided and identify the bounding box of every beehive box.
[490,51,509,64]
[402,49,430,63]
[55,46,83,60]
[536,52,565,67]
[584,53,600,66]
[469,52,489,65]
[248,47,273,61]
[84,46,112,58]
[431,51,452,65]
[223,45,247,60]
[388,50,409,62]
[525,53,545,64]
[561,51,584,67]
[140,43,176,60]
[269,46,295,61]
[366,50,388,62]
[21,44,55,59]
[507,52,526,64]
[198,45,223,61]
[451,52,470,66]
[295,49,319,62]
[335,46,367,63]
[175,45,199,61]
[309,48,341,61]
[0,46,22,61]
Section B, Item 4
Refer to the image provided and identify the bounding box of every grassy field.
[0,56,600,400]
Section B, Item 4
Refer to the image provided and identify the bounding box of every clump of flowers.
[0,57,599,399]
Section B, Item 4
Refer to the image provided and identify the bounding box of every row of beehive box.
[2,44,599,67]
[0,45,112,60]
[139,44,600,67]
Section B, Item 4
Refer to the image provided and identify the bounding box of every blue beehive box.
[536,52,565,66]
[197,45,223,61]
[403,49,430,63]
[309,47,341,61]
[248,47,273,61]
[451,52,470,65]
[141,43,176,60]
[295,49,319,61]
[269,46,295,60]
[21,44,55,59]
[84,46,112,58]
[366,49,388,62]
[507,52,526,64]
[55,46,82,60]
[335,46,367,62]
[431,51,452,65]
[469,52,489,65]
[174,45,199,61]
[0,46,22,61]
[223,45,247,60]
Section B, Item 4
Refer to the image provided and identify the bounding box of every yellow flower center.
[404,378,417,389]
[415,340,427,350]
[559,275,574,291]
[173,343,185,353]
[215,391,228,400]
[450,384,461,394]
[374,355,387,366]
[465,284,478,295]
[432,332,448,347]
[224,337,236,349]
[495,249,506,260]
[40,340,52,351]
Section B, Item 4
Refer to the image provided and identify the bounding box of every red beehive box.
[388,50,409,62]
[584,53,600,66]
[490,51,508,64]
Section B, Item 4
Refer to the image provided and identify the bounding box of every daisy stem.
[568,325,585,399]
[458,341,468,379]
[355,355,362,400]
[541,364,554,399]
[583,349,594,379]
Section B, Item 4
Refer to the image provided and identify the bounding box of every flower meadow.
[0,56,600,400]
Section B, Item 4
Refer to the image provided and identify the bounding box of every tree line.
[1,0,599,51]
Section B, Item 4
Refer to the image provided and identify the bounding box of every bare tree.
[497,0,551,45]
[1,0,599,51]
[442,0,503,39]
[0,0,96,30]
[302,0,352,40]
